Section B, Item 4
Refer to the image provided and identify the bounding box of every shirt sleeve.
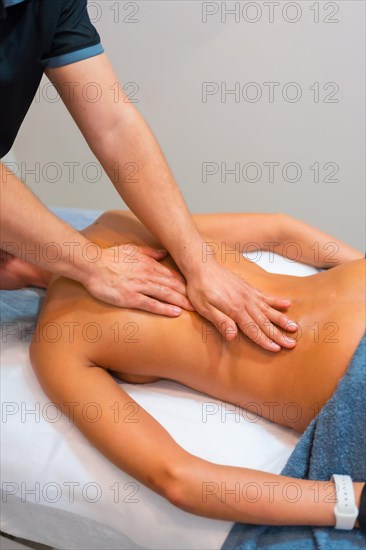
[41,0,104,68]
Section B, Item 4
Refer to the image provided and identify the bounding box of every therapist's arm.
[0,161,98,281]
[0,162,191,315]
[45,53,299,351]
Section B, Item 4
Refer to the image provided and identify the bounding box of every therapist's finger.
[151,263,187,285]
[136,245,168,260]
[140,280,194,312]
[198,305,238,341]
[260,294,298,331]
[133,293,184,317]
[236,312,281,351]
[151,278,194,310]
[259,293,293,310]
[242,304,297,351]
[138,246,187,285]
[259,303,298,334]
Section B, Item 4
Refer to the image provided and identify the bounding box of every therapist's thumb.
[138,246,168,260]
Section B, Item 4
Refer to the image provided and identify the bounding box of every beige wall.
[6,0,365,250]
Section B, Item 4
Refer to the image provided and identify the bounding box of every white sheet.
[0,253,317,549]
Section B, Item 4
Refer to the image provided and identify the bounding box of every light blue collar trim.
[3,0,26,7]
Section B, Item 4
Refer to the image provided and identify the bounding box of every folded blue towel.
[223,334,366,550]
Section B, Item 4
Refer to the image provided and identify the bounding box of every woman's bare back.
[36,211,366,432]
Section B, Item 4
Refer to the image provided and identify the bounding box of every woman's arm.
[29,339,364,527]
[276,214,363,268]
[192,212,363,269]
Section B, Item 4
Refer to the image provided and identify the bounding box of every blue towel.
[223,334,366,550]
[0,207,102,327]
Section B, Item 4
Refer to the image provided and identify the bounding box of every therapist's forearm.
[0,162,96,281]
[89,112,206,277]
[46,55,208,277]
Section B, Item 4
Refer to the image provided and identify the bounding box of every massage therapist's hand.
[186,258,298,351]
[81,244,194,317]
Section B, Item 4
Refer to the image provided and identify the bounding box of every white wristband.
[331,474,359,530]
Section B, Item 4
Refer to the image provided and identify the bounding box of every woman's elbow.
[153,457,199,514]
[164,475,196,514]
[274,212,290,228]
[260,213,290,246]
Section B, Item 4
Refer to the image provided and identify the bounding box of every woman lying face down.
[3,210,366,528]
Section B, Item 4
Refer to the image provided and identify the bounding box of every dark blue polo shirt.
[0,0,104,158]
